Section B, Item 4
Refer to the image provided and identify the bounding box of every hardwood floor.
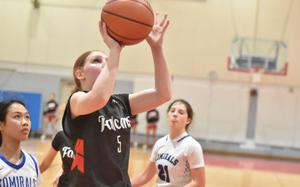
[21,138,300,187]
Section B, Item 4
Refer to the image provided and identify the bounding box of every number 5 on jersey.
[117,135,122,153]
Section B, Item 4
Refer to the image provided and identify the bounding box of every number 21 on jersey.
[158,164,170,182]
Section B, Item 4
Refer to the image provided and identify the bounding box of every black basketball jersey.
[62,93,132,187]
[52,131,74,187]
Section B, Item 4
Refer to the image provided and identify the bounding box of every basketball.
[101,0,154,45]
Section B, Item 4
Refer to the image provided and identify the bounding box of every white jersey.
[150,132,205,187]
[0,150,40,187]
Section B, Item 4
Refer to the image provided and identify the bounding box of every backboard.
[228,37,288,76]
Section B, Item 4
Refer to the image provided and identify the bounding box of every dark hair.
[72,51,93,92]
[0,100,26,146]
[167,99,194,130]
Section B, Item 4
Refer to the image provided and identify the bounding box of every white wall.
[255,86,300,147]
[1,0,300,86]
[132,73,300,148]
[205,83,249,141]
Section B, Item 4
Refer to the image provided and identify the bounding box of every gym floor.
[22,138,300,187]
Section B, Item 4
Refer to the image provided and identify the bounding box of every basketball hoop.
[250,66,264,84]
[228,37,288,77]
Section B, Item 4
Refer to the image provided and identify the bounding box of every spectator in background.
[130,115,139,147]
[41,92,59,140]
[130,115,139,134]
[145,108,159,148]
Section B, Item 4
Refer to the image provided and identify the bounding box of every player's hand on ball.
[99,21,123,50]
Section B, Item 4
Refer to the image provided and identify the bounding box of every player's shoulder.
[112,93,129,101]
[158,134,169,143]
[0,152,7,169]
[111,94,130,108]
[153,135,169,148]
[23,150,40,173]
[52,131,65,144]
[54,130,65,139]
[182,135,202,149]
[22,150,38,163]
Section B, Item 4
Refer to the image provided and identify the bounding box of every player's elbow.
[89,91,111,108]
[39,163,48,173]
[88,95,110,112]
[159,91,172,104]
[97,96,110,108]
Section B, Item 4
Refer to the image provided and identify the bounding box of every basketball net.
[250,66,264,84]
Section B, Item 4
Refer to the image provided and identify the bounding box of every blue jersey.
[0,150,40,187]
